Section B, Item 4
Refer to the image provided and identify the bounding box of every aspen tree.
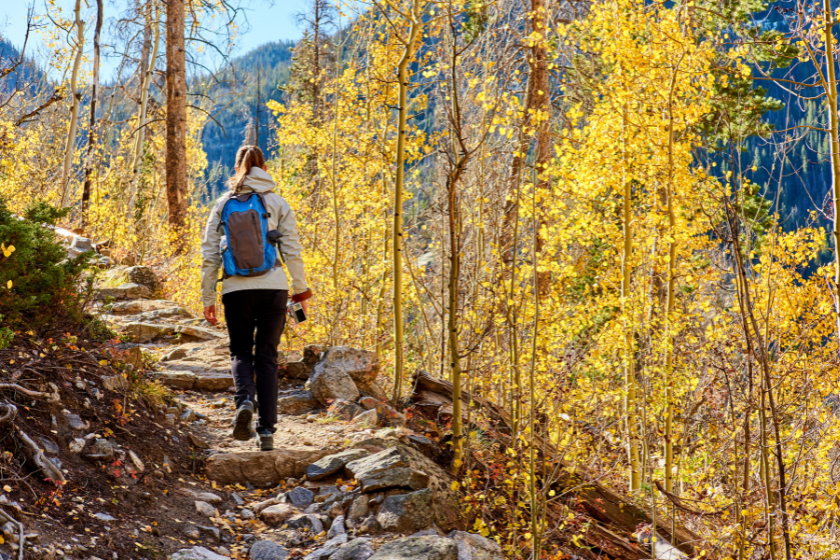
[131,1,161,181]
[823,0,840,341]
[59,0,85,208]
[390,0,424,403]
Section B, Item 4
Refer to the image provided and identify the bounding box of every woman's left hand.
[204,305,218,325]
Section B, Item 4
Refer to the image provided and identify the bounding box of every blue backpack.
[217,192,281,278]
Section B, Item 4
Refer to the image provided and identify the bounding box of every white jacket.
[200,167,310,307]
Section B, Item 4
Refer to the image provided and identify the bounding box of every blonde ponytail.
[229,145,266,193]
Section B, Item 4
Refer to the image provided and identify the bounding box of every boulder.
[328,515,346,538]
[261,504,296,526]
[376,489,434,533]
[110,299,180,315]
[193,373,235,391]
[328,400,363,421]
[125,265,163,294]
[306,449,369,481]
[345,448,428,492]
[348,443,463,532]
[169,547,230,560]
[121,322,175,343]
[310,367,360,405]
[206,447,332,487]
[284,345,325,380]
[314,347,379,394]
[151,371,198,390]
[358,398,406,428]
[195,501,216,517]
[277,391,320,416]
[163,347,190,362]
[193,492,223,505]
[331,538,375,560]
[70,236,93,251]
[280,486,315,508]
[249,540,288,560]
[446,531,505,560]
[352,409,379,429]
[138,307,191,322]
[175,324,226,341]
[97,283,152,301]
[368,536,458,560]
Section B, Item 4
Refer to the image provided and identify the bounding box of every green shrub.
[0,198,93,330]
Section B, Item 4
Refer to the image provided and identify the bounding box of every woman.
[200,145,311,451]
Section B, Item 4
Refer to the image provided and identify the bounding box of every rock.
[280,486,315,508]
[331,538,375,560]
[315,485,341,502]
[189,433,211,449]
[99,283,152,301]
[347,495,370,521]
[277,391,320,416]
[310,367,360,405]
[125,265,162,294]
[260,504,296,526]
[102,375,129,392]
[37,437,59,456]
[92,513,116,522]
[345,448,428,492]
[446,531,504,560]
[303,534,348,560]
[71,236,93,251]
[357,516,381,535]
[306,449,370,481]
[352,409,379,429]
[68,438,86,453]
[138,307,191,321]
[253,498,281,514]
[206,448,332,487]
[152,371,198,390]
[182,408,197,422]
[407,435,433,455]
[122,322,175,343]
[240,509,255,520]
[314,347,379,394]
[83,438,115,462]
[197,525,221,542]
[175,324,226,340]
[350,443,462,532]
[231,493,245,506]
[63,410,87,431]
[376,489,433,533]
[368,537,457,560]
[358,398,406,428]
[285,514,324,534]
[328,400,363,421]
[194,492,223,505]
[196,501,216,517]
[249,540,288,560]
[411,527,442,537]
[328,515,346,538]
[164,348,190,362]
[168,547,230,560]
[110,299,180,314]
[128,450,145,473]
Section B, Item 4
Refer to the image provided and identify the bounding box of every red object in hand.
[204,305,218,325]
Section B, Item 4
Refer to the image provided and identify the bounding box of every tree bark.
[165,0,188,229]
[391,0,422,404]
[80,0,103,229]
[59,0,85,208]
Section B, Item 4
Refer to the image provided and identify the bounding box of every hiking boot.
[232,400,255,441]
[256,429,274,451]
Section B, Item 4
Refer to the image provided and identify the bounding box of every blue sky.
[0,0,304,78]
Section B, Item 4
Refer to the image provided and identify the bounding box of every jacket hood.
[241,167,277,193]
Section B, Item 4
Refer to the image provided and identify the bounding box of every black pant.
[222,289,288,433]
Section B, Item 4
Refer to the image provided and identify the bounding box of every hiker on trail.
[200,145,312,452]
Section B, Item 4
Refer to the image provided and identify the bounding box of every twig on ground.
[0,384,45,399]
[0,403,17,424]
[0,507,25,560]
[14,426,65,484]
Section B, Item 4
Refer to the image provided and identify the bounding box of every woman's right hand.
[204,305,218,325]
